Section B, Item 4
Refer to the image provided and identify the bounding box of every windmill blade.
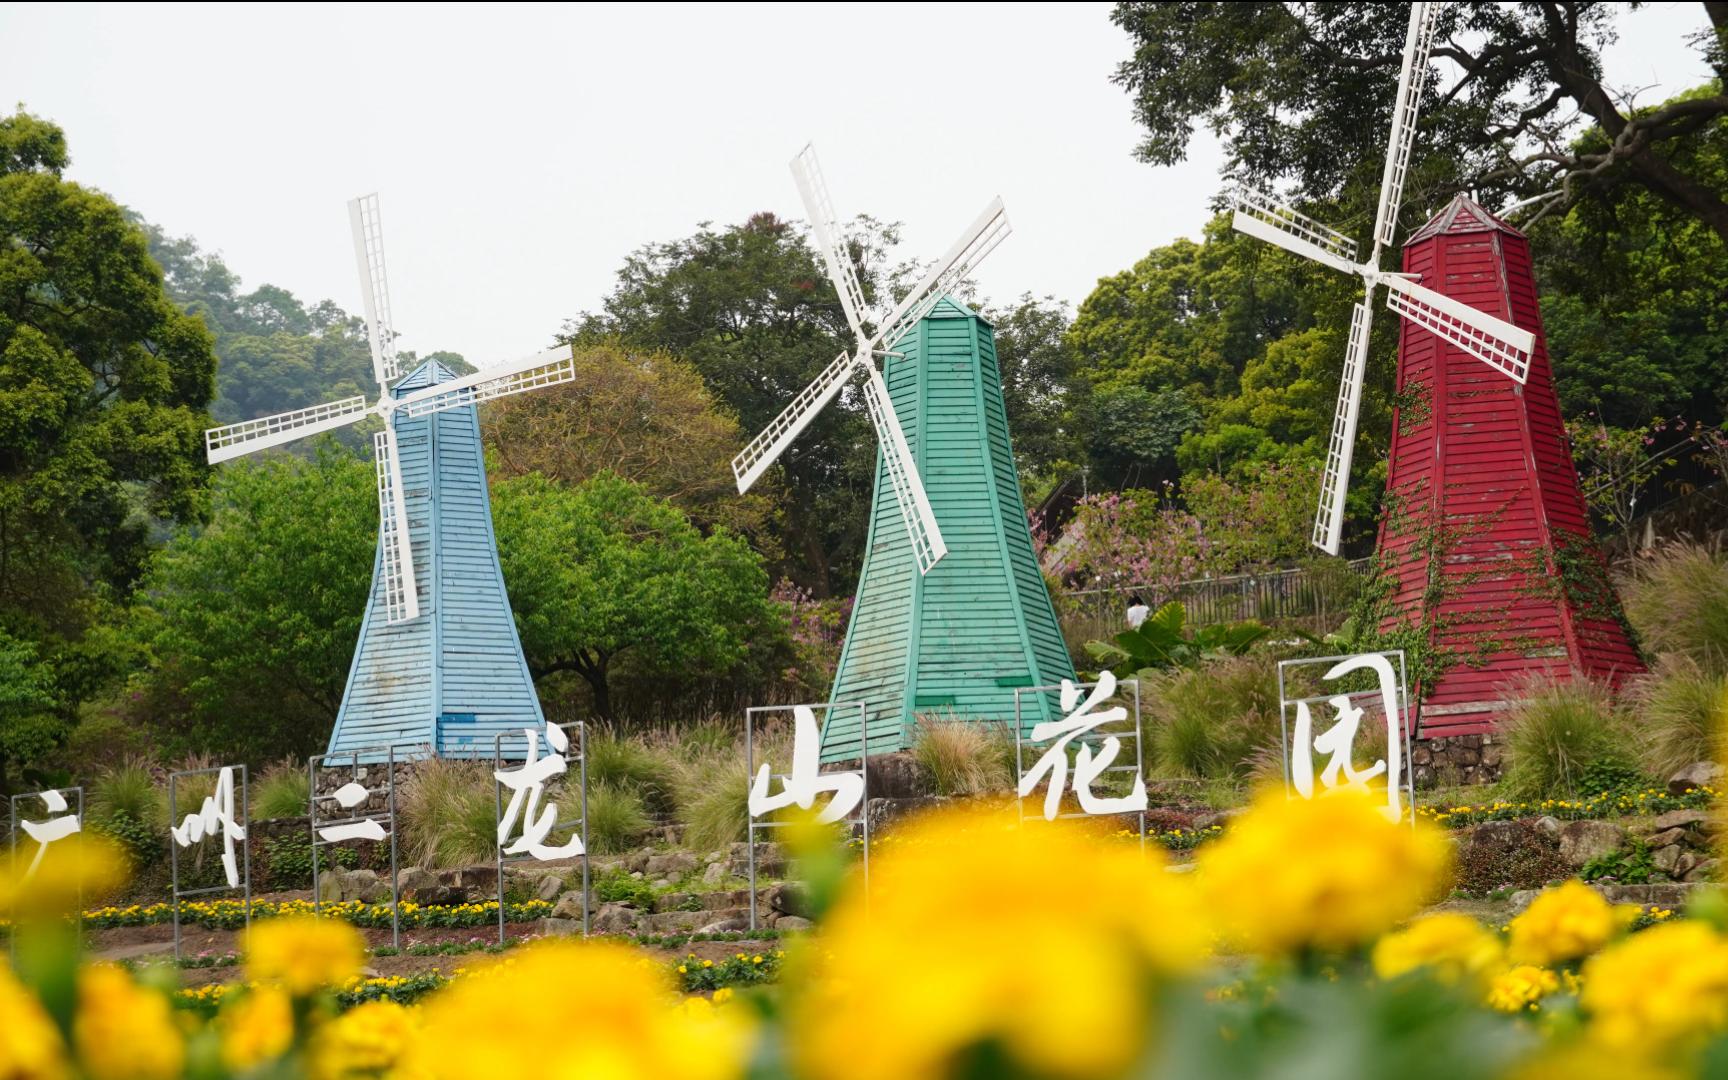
[394,345,577,418]
[1231,188,1360,275]
[1372,3,1441,250]
[791,144,868,343]
[205,396,374,464]
[1381,275,1534,383]
[372,426,420,623]
[731,349,858,494]
[861,365,947,575]
[870,196,1010,354]
[1313,299,1376,556]
[349,194,403,387]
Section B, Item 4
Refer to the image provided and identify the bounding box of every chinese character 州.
[171,767,246,888]
[18,789,80,879]
[748,706,863,825]
[496,724,585,860]
[1018,672,1147,821]
[1290,652,1406,821]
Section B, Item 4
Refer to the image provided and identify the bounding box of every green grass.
[1622,541,1728,672]
[1143,655,1282,781]
[675,754,753,854]
[1500,675,1632,800]
[586,782,651,855]
[398,758,497,869]
[911,717,1014,796]
[585,730,679,815]
[1632,656,1728,779]
[251,760,310,820]
[88,757,162,830]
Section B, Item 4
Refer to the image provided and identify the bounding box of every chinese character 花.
[1018,672,1147,821]
[1289,652,1406,822]
[496,724,585,860]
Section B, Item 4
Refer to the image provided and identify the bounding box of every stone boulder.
[397,866,462,906]
[645,851,698,878]
[1685,858,1721,883]
[592,902,639,935]
[773,915,813,932]
[1654,809,1713,833]
[702,861,728,887]
[1669,761,1724,796]
[316,867,388,904]
[1557,820,1625,868]
[696,915,751,935]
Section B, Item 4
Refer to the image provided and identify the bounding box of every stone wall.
[1411,733,1504,788]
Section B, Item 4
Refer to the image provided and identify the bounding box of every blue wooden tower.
[820,298,1076,761]
[329,360,546,757]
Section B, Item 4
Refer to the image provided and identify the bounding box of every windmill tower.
[1229,3,1642,733]
[203,194,577,757]
[734,147,1074,762]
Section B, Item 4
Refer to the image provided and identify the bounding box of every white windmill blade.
[205,396,374,464]
[349,194,403,388]
[1372,2,1441,250]
[791,144,869,343]
[394,345,577,419]
[861,365,947,575]
[1313,299,1376,556]
[1230,188,1361,275]
[731,348,859,494]
[870,196,1010,354]
[1381,275,1534,383]
[372,426,420,623]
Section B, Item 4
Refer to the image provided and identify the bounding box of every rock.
[1648,826,1695,849]
[864,795,945,834]
[1410,744,1432,767]
[1653,844,1687,875]
[1481,743,1504,768]
[774,915,813,932]
[397,866,460,905]
[640,911,707,934]
[1677,852,1703,878]
[316,868,345,904]
[551,892,589,921]
[1468,820,1522,852]
[1533,816,1563,839]
[1669,761,1724,796]
[859,752,936,799]
[624,851,651,874]
[652,878,672,889]
[1655,809,1712,832]
[345,868,386,903]
[726,841,785,878]
[630,871,644,880]
[1596,882,1701,908]
[1557,820,1625,868]
[536,917,581,937]
[1508,889,1541,915]
[762,881,811,918]
[592,902,639,935]
[536,873,566,903]
[1685,858,1721,883]
[654,893,696,913]
[702,861,728,887]
[456,865,499,893]
[646,852,697,878]
[696,916,751,934]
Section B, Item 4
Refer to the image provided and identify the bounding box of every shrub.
[1453,819,1569,896]
[88,757,162,831]
[911,718,1014,796]
[585,731,678,815]
[1143,655,1281,781]
[593,867,657,908]
[159,753,219,824]
[676,755,752,854]
[262,832,355,889]
[251,760,310,820]
[587,782,652,855]
[1621,541,1728,671]
[398,758,497,870]
[1500,675,1632,799]
[1631,657,1728,779]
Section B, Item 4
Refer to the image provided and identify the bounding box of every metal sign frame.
[744,702,869,931]
[7,786,84,953]
[1276,649,1415,824]
[167,763,253,960]
[308,742,427,949]
[1013,680,1146,848]
[492,722,589,943]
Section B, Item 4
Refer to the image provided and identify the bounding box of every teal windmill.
[202,194,575,758]
[734,147,1074,761]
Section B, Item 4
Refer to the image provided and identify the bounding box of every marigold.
[74,964,183,1080]
[1486,965,1560,1012]
[1507,880,1616,966]
[0,833,126,921]
[220,986,295,1072]
[1581,919,1728,1050]
[0,965,68,1080]
[785,804,1207,1080]
[1196,788,1451,956]
[1372,913,1503,984]
[405,941,752,1080]
[311,999,420,1080]
[247,915,365,995]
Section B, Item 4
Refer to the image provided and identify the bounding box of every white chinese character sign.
[170,766,248,888]
[309,744,421,950]
[1016,673,1148,823]
[11,788,82,880]
[495,724,585,860]
[1277,650,1412,823]
[168,764,251,959]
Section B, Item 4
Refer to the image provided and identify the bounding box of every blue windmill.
[203,194,574,757]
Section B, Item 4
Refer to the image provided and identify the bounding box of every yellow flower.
[247,915,365,995]
[0,833,126,922]
[0,965,69,1080]
[1196,788,1451,956]
[1486,965,1560,1012]
[311,999,420,1080]
[407,941,753,1080]
[1372,913,1503,984]
[1582,920,1728,1050]
[74,964,183,1080]
[785,804,1207,1080]
[220,986,295,1072]
[1507,880,1616,966]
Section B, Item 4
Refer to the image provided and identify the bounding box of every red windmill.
[1227,2,1643,735]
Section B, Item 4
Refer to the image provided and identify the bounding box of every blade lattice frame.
[1313,302,1374,555]
[351,194,402,385]
[1383,279,1532,383]
[873,199,1010,353]
[1233,188,1360,267]
[396,356,577,418]
[372,430,419,624]
[205,396,371,463]
[1373,3,1441,250]
[862,367,946,575]
[792,146,870,340]
[730,349,858,493]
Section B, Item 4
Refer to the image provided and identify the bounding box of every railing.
[1055,560,1371,644]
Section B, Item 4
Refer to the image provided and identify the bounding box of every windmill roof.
[1408,193,1524,244]
[393,358,463,394]
[926,294,991,326]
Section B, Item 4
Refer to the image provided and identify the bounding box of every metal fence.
[1056,559,1371,642]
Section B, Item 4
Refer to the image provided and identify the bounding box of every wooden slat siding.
[329,360,547,761]
[821,297,1076,763]
[1377,197,1644,740]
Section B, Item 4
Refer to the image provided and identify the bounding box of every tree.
[124,447,375,762]
[0,109,217,778]
[481,341,773,548]
[568,213,896,594]
[493,472,781,721]
[1111,3,1728,242]
[980,295,1085,495]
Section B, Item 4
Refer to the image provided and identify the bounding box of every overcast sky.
[0,2,1715,367]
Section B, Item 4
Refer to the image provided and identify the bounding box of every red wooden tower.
[1376,194,1644,737]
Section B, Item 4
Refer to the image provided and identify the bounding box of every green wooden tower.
[820,297,1075,762]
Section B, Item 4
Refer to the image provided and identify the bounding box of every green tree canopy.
[493,471,783,722]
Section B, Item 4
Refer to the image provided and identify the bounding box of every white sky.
[0,2,1715,366]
